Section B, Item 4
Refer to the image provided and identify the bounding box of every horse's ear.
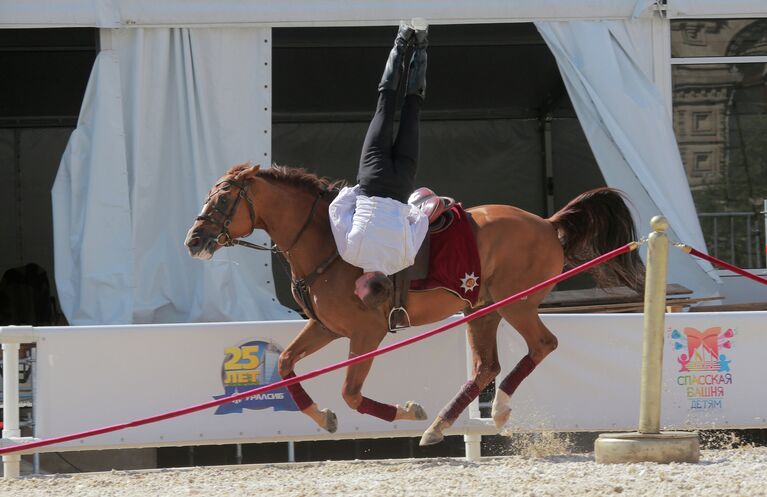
[235,163,261,181]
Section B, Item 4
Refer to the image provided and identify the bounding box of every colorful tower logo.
[670,327,734,410]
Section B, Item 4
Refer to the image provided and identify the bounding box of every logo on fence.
[213,339,298,414]
[669,326,734,410]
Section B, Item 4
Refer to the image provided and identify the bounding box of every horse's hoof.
[404,401,428,421]
[491,404,511,429]
[321,408,338,433]
[419,426,445,446]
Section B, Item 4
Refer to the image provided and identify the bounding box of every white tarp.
[536,19,720,295]
[25,312,767,452]
[52,28,294,325]
[0,1,658,28]
[668,1,767,18]
[51,52,133,324]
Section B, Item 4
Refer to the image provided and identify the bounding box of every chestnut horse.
[185,164,642,445]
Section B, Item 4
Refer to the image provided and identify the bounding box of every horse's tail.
[548,187,644,291]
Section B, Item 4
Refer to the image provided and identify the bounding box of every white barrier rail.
[0,319,495,476]
[2,312,766,475]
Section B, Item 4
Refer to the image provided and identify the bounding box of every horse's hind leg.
[278,319,340,433]
[420,311,502,446]
[342,332,428,422]
[491,307,558,429]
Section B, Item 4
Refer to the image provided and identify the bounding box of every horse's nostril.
[187,237,201,248]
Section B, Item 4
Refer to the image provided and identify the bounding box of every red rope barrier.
[0,242,636,456]
[677,243,767,287]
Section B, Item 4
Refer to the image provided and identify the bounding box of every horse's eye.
[219,196,228,204]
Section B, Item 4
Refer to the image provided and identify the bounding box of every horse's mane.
[226,163,347,194]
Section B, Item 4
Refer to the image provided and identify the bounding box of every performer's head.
[354,271,392,308]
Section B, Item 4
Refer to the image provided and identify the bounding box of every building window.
[691,111,715,136]
[671,19,767,268]
[692,151,713,175]
[672,19,767,58]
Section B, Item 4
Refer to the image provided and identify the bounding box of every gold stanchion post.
[594,216,700,464]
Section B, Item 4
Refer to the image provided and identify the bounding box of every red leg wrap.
[438,380,481,422]
[356,397,398,422]
[499,355,536,396]
[284,372,314,411]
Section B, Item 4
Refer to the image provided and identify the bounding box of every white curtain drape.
[53,28,295,325]
[536,19,720,295]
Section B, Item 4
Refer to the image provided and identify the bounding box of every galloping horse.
[185,163,643,445]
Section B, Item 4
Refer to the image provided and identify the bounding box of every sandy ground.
[2,447,767,497]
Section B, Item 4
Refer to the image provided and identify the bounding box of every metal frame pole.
[543,114,554,217]
[32,346,39,475]
[763,199,767,266]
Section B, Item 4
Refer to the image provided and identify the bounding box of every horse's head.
[184,164,261,260]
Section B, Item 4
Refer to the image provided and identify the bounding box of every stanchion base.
[595,431,700,464]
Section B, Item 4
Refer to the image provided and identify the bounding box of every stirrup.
[388,306,412,332]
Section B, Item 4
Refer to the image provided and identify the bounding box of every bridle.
[195,175,339,326]
[196,178,260,249]
[196,176,327,254]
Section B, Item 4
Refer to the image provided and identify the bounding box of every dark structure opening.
[271,23,606,309]
[0,28,98,326]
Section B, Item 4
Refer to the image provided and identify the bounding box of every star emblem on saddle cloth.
[460,272,479,293]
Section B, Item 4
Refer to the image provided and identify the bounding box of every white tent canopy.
[4,0,764,29]
[7,1,763,323]
[0,0,665,29]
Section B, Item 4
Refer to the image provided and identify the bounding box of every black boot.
[378,21,415,92]
[406,20,428,99]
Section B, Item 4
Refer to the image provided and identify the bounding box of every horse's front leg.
[342,332,428,422]
[278,319,340,433]
[420,311,502,446]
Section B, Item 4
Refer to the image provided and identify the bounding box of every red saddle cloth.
[410,204,481,307]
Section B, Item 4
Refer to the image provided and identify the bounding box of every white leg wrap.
[491,389,512,429]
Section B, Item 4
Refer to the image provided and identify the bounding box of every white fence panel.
[3,311,766,456]
[31,319,487,452]
[499,312,767,432]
